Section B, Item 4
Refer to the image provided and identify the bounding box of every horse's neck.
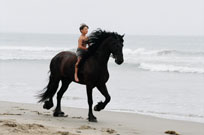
[94,41,111,66]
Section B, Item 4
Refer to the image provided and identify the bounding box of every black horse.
[38,29,124,122]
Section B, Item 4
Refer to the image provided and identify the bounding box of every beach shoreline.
[0,101,203,135]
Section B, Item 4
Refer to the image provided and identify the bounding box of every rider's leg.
[75,57,81,82]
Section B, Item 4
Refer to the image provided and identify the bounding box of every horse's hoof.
[94,101,104,112]
[53,112,68,117]
[94,105,100,111]
[43,101,53,110]
[88,117,97,122]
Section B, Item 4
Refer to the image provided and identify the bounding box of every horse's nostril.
[119,60,123,64]
[115,59,123,65]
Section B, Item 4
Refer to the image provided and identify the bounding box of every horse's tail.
[38,73,60,103]
[37,53,66,103]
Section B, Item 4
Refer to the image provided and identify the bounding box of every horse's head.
[109,34,124,65]
[86,30,124,65]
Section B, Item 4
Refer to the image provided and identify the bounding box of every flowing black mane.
[82,29,122,59]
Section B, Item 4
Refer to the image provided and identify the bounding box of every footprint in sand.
[101,128,117,134]
[30,111,51,116]
[78,125,96,130]
[71,116,84,119]
[14,107,51,116]
[165,130,180,135]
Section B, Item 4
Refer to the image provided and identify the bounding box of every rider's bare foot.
[75,74,79,82]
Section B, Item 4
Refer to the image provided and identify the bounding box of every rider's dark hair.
[79,23,89,31]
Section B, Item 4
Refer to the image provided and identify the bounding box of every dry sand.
[0,101,203,135]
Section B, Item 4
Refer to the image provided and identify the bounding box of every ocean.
[0,33,204,123]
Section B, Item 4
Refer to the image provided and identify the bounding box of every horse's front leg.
[86,85,97,122]
[94,84,111,111]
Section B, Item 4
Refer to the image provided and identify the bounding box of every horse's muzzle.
[115,58,124,65]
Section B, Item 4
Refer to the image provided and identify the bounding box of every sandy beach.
[0,101,203,135]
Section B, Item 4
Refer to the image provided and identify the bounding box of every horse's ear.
[121,34,125,38]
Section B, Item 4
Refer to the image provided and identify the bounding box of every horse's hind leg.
[94,84,111,111]
[53,79,71,117]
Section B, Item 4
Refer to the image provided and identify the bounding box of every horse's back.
[54,51,76,58]
[50,51,77,78]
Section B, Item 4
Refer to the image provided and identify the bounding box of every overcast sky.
[0,0,204,35]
